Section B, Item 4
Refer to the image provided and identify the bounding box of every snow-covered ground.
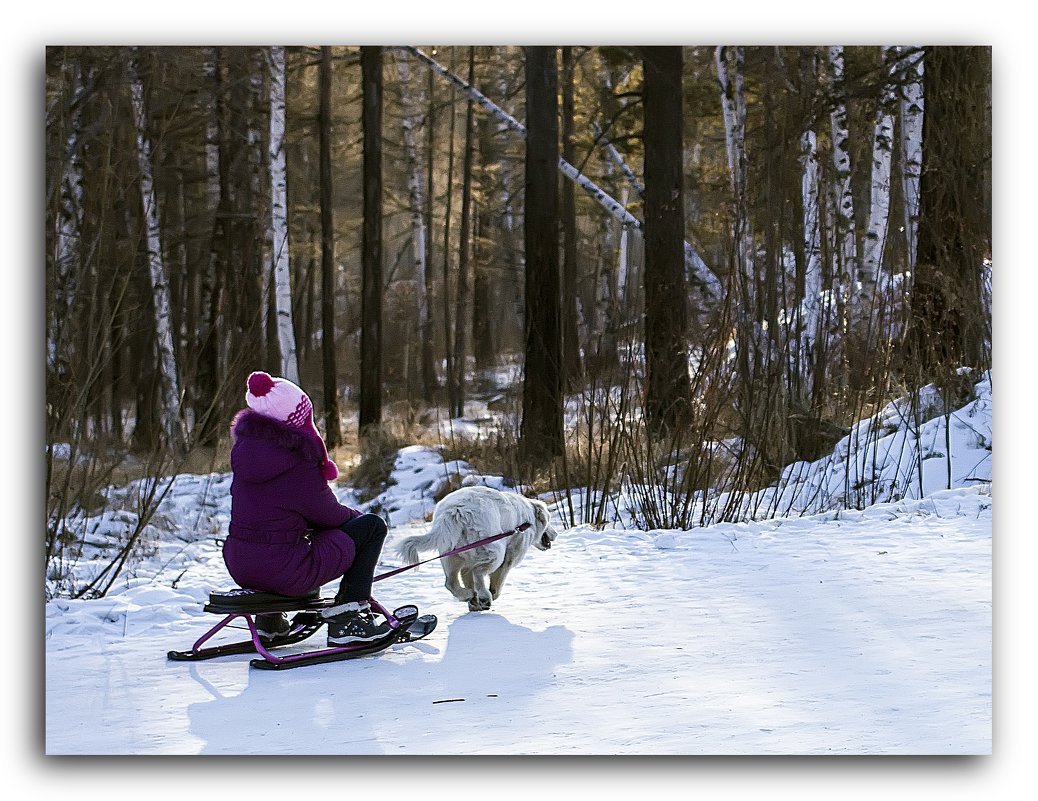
[44,378,995,760]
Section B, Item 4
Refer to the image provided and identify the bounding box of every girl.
[223,371,391,646]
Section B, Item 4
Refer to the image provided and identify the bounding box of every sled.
[167,589,437,671]
[168,521,529,670]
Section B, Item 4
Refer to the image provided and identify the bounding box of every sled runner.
[167,589,437,671]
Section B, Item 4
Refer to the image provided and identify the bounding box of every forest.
[44,45,992,595]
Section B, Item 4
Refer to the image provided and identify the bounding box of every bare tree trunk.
[268,46,300,384]
[899,47,925,273]
[441,49,458,405]
[449,48,477,420]
[194,47,223,445]
[51,60,87,378]
[906,46,991,378]
[799,129,824,399]
[860,47,898,291]
[561,46,583,388]
[395,52,436,403]
[716,46,752,281]
[520,46,564,463]
[127,50,185,450]
[642,46,691,435]
[319,46,342,448]
[359,46,384,434]
[827,46,858,286]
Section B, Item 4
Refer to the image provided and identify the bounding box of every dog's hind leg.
[441,555,475,604]
[467,564,494,611]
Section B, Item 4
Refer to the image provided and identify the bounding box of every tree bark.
[359,46,384,434]
[441,50,458,405]
[194,47,223,446]
[127,50,186,450]
[906,46,991,377]
[826,46,858,285]
[268,46,300,384]
[860,47,898,290]
[319,46,342,448]
[799,129,824,398]
[520,46,564,463]
[899,48,925,273]
[449,48,477,419]
[561,46,583,389]
[396,52,437,404]
[641,46,691,435]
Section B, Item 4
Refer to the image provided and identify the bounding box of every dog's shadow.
[440,612,575,700]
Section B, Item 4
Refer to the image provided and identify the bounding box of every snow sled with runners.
[168,520,532,670]
[167,589,437,671]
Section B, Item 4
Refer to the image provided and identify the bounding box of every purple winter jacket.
[222,409,361,596]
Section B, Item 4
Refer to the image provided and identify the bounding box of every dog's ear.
[533,500,550,527]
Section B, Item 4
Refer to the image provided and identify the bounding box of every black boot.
[320,601,393,646]
[254,612,291,640]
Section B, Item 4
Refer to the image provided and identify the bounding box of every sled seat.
[204,588,333,615]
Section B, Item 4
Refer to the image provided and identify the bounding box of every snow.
[45,380,994,761]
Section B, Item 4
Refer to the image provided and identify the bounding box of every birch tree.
[826,46,857,286]
[798,129,824,397]
[268,46,300,384]
[395,52,436,403]
[899,48,924,272]
[127,51,186,449]
[716,46,756,316]
[860,47,899,290]
[51,60,88,373]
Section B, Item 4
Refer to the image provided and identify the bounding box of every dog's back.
[395,487,510,566]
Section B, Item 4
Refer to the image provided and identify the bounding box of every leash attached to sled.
[372,522,531,583]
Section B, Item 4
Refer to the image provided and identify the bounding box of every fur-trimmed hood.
[230,408,330,484]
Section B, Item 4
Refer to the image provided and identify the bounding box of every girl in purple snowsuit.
[223,371,392,646]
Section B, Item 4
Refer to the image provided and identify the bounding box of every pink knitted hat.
[245,371,339,481]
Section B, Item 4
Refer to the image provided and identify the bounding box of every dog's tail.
[394,511,461,567]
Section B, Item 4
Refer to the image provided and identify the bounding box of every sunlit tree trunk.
[826,46,857,286]
[127,50,185,450]
[798,128,824,398]
[860,46,898,291]
[396,52,436,403]
[899,47,925,273]
[268,46,300,384]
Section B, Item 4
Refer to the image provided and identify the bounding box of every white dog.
[395,486,559,611]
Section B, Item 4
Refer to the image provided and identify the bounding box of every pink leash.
[373,522,531,583]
